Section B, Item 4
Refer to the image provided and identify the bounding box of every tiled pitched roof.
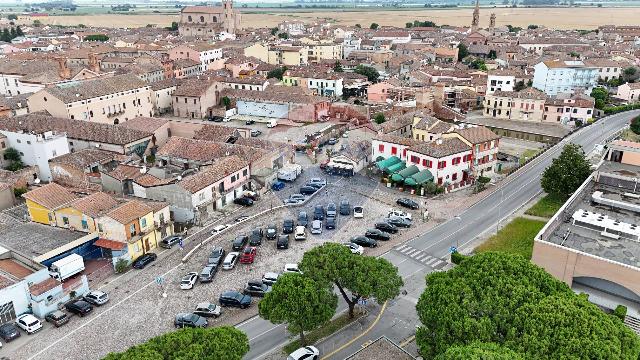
[454,126,500,145]
[0,114,152,145]
[193,124,238,142]
[71,192,119,218]
[49,148,116,169]
[222,87,326,105]
[105,200,152,224]
[133,174,176,187]
[117,117,168,132]
[29,278,61,296]
[408,138,471,158]
[373,134,421,147]
[174,78,216,97]
[179,156,248,194]
[43,74,148,103]
[157,137,267,164]
[22,183,78,210]
[106,164,145,181]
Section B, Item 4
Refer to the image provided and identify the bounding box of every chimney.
[88,52,100,73]
[56,57,71,80]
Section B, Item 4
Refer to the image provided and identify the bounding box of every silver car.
[311,220,322,235]
[84,290,109,306]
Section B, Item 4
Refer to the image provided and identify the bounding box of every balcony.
[106,109,125,118]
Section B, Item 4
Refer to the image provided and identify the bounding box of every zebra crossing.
[394,244,447,269]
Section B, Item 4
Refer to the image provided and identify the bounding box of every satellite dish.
[140,166,147,174]
[34,178,41,184]
[177,175,182,181]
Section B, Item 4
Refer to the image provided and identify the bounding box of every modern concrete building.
[0,128,69,182]
[532,140,640,322]
[532,60,599,96]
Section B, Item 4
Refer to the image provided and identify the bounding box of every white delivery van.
[49,254,85,281]
[277,164,303,181]
[267,119,278,128]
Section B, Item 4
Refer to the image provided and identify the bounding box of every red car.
[240,247,257,264]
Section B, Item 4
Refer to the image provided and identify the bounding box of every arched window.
[212,16,217,23]
[200,16,204,22]
[187,15,192,22]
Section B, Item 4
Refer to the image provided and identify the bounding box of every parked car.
[232,234,249,251]
[84,290,109,306]
[132,252,157,269]
[199,264,217,283]
[289,194,306,202]
[0,323,20,342]
[325,217,336,230]
[353,206,364,218]
[174,313,208,328]
[288,346,320,360]
[219,291,252,309]
[245,119,255,125]
[250,129,262,137]
[65,300,93,317]
[387,216,412,228]
[243,280,272,297]
[15,314,42,335]
[327,138,337,145]
[284,263,302,274]
[350,236,378,248]
[240,246,257,264]
[343,242,364,255]
[375,222,399,234]
[387,209,413,221]
[294,226,306,241]
[308,178,326,188]
[339,200,351,216]
[180,272,199,290]
[283,219,295,234]
[44,310,69,328]
[365,229,391,241]
[313,205,325,220]
[249,228,264,246]
[242,190,259,200]
[298,211,309,227]
[326,203,337,218]
[305,182,324,190]
[208,247,225,266]
[396,198,419,210]
[194,302,222,318]
[266,224,278,240]
[159,235,183,249]
[234,197,254,206]
[277,234,290,249]
[272,180,285,191]
[235,215,250,223]
[311,220,322,234]
[262,272,280,286]
[222,252,239,270]
[211,224,229,235]
[300,186,317,195]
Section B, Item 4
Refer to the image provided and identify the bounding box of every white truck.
[49,254,85,281]
[266,119,278,128]
[277,164,303,181]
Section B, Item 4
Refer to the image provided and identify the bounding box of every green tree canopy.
[267,66,287,80]
[4,147,24,172]
[84,34,109,42]
[631,116,640,135]
[258,273,337,345]
[333,61,343,72]
[590,87,608,109]
[514,80,526,92]
[102,326,249,360]
[416,252,574,358]
[8,14,18,21]
[623,66,640,83]
[370,23,379,29]
[540,143,591,200]
[354,64,379,83]
[435,342,524,360]
[300,243,403,318]
[221,96,231,110]
[374,113,386,124]
[457,43,468,61]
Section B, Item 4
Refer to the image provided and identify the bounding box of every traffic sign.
[449,246,458,254]
[179,239,184,249]
[155,276,164,285]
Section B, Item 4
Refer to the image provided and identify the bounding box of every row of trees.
[0,26,23,42]
[416,252,640,359]
[259,243,403,344]
[406,20,437,28]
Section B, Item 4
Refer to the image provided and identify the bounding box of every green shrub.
[578,292,590,301]
[13,187,27,197]
[614,305,628,321]
[604,103,640,115]
[451,251,467,265]
[114,258,129,274]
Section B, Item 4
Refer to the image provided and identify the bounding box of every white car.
[294,226,306,241]
[342,242,364,255]
[222,252,239,270]
[84,290,109,306]
[353,206,364,218]
[283,263,302,274]
[211,224,229,235]
[180,272,199,290]
[262,272,280,286]
[311,220,322,235]
[15,314,42,335]
[288,346,320,360]
[387,209,412,221]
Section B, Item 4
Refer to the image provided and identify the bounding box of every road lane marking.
[248,324,284,342]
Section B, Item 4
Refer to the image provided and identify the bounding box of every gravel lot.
[3,143,488,360]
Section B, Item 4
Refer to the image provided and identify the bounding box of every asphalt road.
[241,110,640,360]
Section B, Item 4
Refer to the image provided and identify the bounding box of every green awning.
[376,156,401,170]
[391,165,419,182]
[405,169,434,186]
[385,161,406,174]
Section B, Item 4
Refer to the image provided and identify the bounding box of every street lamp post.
[454,215,462,249]
[497,187,504,234]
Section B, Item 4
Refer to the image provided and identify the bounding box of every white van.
[294,226,306,241]
[222,252,239,270]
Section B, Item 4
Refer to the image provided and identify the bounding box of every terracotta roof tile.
[71,192,119,218]
[49,149,116,169]
[454,126,501,144]
[179,156,248,194]
[408,138,471,158]
[105,200,152,224]
[117,117,168,132]
[29,278,61,296]
[107,164,145,181]
[22,183,78,210]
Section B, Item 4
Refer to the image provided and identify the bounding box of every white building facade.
[532,60,599,96]
[0,130,70,181]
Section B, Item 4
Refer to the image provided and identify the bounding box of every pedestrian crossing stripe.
[394,244,447,269]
